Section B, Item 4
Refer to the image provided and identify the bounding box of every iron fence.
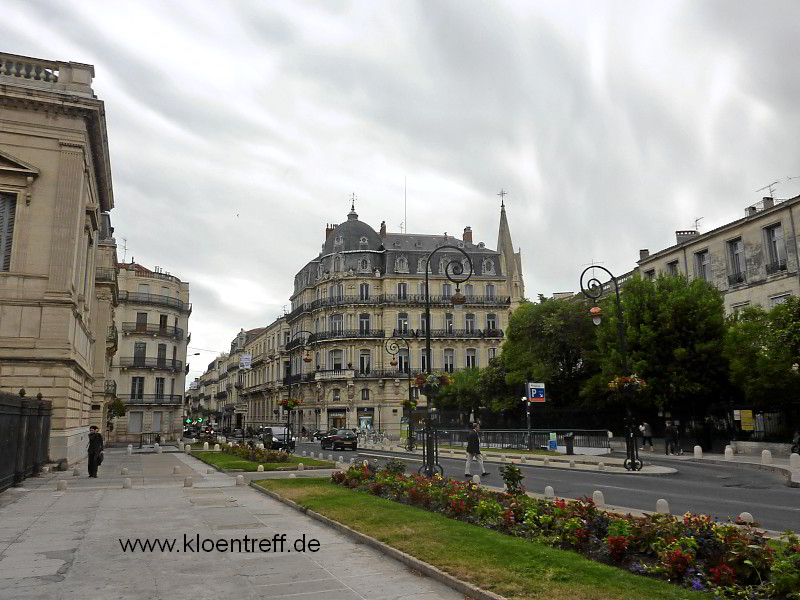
[414,428,610,451]
[0,390,52,492]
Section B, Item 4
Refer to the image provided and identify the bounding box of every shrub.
[382,458,406,476]
[498,463,525,495]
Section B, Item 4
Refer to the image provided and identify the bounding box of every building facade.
[108,261,191,443]
[194,201,524,438]
[0,53,116,464]
[638,195,800,313]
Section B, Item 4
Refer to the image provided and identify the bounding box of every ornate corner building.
[190,200,525,437]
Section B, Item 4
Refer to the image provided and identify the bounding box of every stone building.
[637,195,800,313]
[194,200,524,437]
[0,53,116,464]
[108,261,191,443]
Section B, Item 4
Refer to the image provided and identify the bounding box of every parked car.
[321,429,358,451]
[260,427,296,452]
[232,428,245,439]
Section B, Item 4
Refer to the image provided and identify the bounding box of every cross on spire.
[497,188,508,207]
[350,192,357,211]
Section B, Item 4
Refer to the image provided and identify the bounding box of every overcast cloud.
[4,0,800,379]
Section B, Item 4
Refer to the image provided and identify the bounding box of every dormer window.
[334,235,344,248]
[414,241,423,248]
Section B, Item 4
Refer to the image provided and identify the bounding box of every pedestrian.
[664,420,679,455]
[87,425,104,478]
[465,423,489,479]
[639,421,654,451]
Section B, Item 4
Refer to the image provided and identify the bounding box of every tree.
[477,357,520,412]
[585,274,728,421]
[502,297,600,407]
[437,368,482,415]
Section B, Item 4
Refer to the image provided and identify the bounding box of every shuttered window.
[0,193,16,272]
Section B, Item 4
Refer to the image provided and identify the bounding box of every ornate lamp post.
[286,330,314,446]
[422,245,474,476]
[579,266,642,471]
[385,336,414,450]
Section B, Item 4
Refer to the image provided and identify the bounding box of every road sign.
[526,382,546,402]
[740,410,754,431]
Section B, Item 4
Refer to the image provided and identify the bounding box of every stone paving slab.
[0,450,462,600]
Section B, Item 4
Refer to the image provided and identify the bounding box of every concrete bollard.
[543,458,549,466]
[154,442,160,451]
[173,466,181,474]
[738,512,754,524]
[725,446,735,460]
[598,462,605,471]
[289,473,296,478]
[693,445,703,459]
[57,480,67,491]
[373,459,378,466]
[123,478,132,489]
[192,438,197,443]
[203,442,209,450]
[363,460,369,466]
[297,463,304,471]
[472,474,481,485]
[500,454,506,462]
[127,445,133,455]
[761,450,772,465]
[349,458,354,464]
[302,451,307,457]
[42,466,50,474]
[178,442,184,451]
[207,468,214,474]
[520,457,526,464]
[120,467,128,475]
[592,490,605,507]
[656,498,670,514]
[569,460,576,468]
[228,442,234,447]
[329,454,333,462]
[544,485,554,499]
[309,452,315,459]
[214,444,220,451]
[790,453,800,469]
[257,465,264,472]
[184,445,191,455]
[236,475,245,486]
[339,455,344,463]
[156,445,163,454]
[184,477,193,487]
[73,469,80,476]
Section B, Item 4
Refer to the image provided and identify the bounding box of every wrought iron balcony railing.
[104,380,117,396]
[119,291,192,314]
[124,394,183,405]
[121,323,184,339]
[308,329,385,343]
[727,272,746,286]
[118,357,184,372]
[95,267,117,283]
[766,260,787,275]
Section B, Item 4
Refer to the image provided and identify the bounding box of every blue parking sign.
[527,382,546,403]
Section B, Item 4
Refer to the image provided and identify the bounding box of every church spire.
[496,190,525,305]
[347,192,358,220]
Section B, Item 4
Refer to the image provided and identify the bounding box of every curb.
[689,457,800,488]
[249,481,505,600]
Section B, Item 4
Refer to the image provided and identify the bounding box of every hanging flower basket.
[414,371,452,391]
[279,398,301,410]
[608,375,647,391]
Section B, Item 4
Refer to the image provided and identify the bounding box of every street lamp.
[579,265,642,471]
[286,329,314,448]
[421,245,474,476]
[385,336,414,450]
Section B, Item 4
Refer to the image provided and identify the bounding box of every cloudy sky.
[4,0,800,379]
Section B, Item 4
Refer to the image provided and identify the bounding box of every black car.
[321,429,358,451]
[260,427,296,452]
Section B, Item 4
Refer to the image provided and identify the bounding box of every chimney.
[639,249,650,261]
[462,226,473,243]
[325,223,336,239]
[763,196,774,209]
[379,220,387,238]
[745,206,758,217]
[675,230,699,245]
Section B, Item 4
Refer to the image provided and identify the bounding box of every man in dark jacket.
[465,423,488,478]
[87,425,104,478]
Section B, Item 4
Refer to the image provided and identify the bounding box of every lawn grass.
[255,478,709,600]
[192,451,333,471]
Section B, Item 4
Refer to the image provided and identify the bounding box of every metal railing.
[95,267,117,283]
[119,291,192,314]
[286,304,310,321]
[308,329,385,343]
[125,395,183,405]
[121,323,184,339]
[118,357,184,371]
[418,428,611,451]
[0,390,52,492]
[727,272,746,286]
[139,432,163,448]
[104,380,117,396]
[766,260,787,275]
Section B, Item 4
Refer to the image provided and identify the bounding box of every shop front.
[357,407,374,430]
[327,408,347,430]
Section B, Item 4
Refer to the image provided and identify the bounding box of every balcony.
[286,303,310,321]
[727,272,746,286]
[215,391,228,400]
[381,293,453,306]
[310,295,381,310]
[308,329,385,343]
[118,290,192,314]
[314,369,355,381]
[283,374,303,385]
[106,325,118,353]
[118,357,184,372]
[354,368,422,379]
[285,337,307,351]
[124,394,184,405]
[121,322,184,339]
[95,267,117,283]
[766,260,787,275]
[104,380,117,396]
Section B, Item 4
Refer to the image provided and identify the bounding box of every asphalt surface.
[296,441,800,532]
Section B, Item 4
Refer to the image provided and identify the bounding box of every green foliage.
[436,368,482,413]
[503,298,599,406]
[498,463,525,495]
[107,396,126,418]
[476,356,520,412]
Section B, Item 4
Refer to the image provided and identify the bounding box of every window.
[128,412,143,434]
[485,284,496,299]
[442,283,452,299]
[421,351,428,372]
[330,314,343,333]
[486,313,497,330]
[135,312,148,332]
[332,388,341,402]
[730,302,750,315]
[130,377,144,399]
[398,349,410,373]
[443,349,455,373]
[644,269,655,280]
[397,312,408,334]
[330,283,344,300]
[155,377,165,399]
[466,348,477,368]
[133,342,147,367]
[764,224,787,273]
[157,343,167,367]
[159,314,168,332]
[329,350,343,370]
[727,238,745,284]
[769,293,791,308]
[420,313,427,334]
[152,412,163,432]
[359,313,371,334]
[0,192,17,271]
[694,250,710,281]
[333,256,341,272]
[361,388,370,402]
[359,283,370,300]
[445,313,454,333]
[667,260,679,276]
[464,283,474,299]
[397,282,408,299]
[465,313,476,333]
[488,347,497,360]
[359,350,371,374]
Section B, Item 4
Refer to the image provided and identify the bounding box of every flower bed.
[332,463,800,598]
[223,444,290,464]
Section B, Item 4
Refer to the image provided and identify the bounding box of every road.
[296,441,800,532]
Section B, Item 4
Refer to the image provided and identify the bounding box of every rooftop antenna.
[398,221,404,233]
[282,304,287,315]
[755,180,779,197]
[787,174,800,182]
[121,237,128,262]
[694,217,704,232]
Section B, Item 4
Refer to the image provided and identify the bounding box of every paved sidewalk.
[0,450,462,600]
